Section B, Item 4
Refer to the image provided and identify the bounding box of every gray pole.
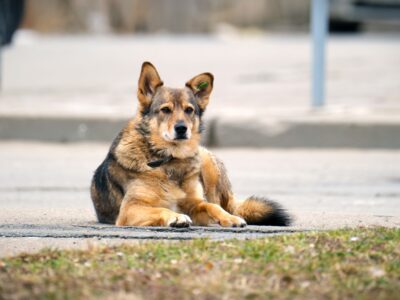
[0,46,2,91]
[311,0,329,107]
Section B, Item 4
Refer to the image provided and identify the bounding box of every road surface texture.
[0,142,399,257]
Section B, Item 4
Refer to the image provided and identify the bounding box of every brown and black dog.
[91,62,290,227]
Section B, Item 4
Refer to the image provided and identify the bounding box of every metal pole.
[0,46,2,91]
[311,0,328,107]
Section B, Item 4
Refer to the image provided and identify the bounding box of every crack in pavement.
[0,224,306,240]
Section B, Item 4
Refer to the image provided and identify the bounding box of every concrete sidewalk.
[0,142,399,257]
[1,33,400,147]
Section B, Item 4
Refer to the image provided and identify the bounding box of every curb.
[214,117,400,149]
[0,115,128,143]
[1,114,400,148]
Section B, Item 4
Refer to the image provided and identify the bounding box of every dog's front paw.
[219,215,247,228]
[167,214,192,228]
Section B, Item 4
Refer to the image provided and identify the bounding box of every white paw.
[219,215,247,228]
[167,214,192,228]
[233,216,247,228]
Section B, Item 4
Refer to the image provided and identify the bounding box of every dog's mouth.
[174,134,188,140]
[162,131,189,142]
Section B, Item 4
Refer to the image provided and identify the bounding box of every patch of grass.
[0,227,399,300]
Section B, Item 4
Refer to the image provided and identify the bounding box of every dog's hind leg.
[186,200,246,227]
[180,174,246,227]
[200,147,291,226]
[199,147,232,208]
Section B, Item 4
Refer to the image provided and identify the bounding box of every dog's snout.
[174,123,187,135]
[174,121,187,139]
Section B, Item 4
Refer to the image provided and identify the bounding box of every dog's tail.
[232,196,291,226]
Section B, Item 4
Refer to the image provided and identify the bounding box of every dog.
[90,62,291,227]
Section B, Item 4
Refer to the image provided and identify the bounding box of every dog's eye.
[184,107,194,114]
[161,107,172,114]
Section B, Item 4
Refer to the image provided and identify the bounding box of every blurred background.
[0,0,400,234]
[8,0,400,34]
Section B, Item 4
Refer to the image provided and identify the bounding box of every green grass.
[0,227,399,300]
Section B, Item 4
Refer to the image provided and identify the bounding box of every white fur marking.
[167,214,192,227]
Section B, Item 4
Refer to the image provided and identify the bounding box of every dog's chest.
[162,163,198,186]
[161,157,200,185]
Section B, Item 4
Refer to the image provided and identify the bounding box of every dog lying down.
[91,62,291,227]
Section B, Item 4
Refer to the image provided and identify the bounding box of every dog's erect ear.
[186,72,214,111]
[137,62,163,109]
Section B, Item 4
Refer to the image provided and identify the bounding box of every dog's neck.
[147,155,174,168]
[133,117,200,168]
[146,148,201,169]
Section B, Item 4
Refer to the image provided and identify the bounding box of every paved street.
[0,142,399,256]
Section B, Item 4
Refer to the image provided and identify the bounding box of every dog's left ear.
[186,73,214,111]
[137,62,164,109]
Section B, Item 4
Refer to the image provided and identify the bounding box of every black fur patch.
[93,160,109,196]
[92,159,114,224]
[147,155,174,168]
[92,151,125,224]
[108,172,124,196]
[246,196,291,226]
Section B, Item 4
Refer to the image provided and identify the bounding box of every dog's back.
[91,132,127,224]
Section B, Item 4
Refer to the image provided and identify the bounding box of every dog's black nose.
[174,122,187,137]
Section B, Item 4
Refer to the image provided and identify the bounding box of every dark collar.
[147,155,174,168]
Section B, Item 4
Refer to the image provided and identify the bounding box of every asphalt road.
[0,142,399,256]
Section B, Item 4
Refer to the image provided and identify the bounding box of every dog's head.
[136,62,213,158]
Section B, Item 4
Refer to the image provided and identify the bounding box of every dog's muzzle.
[174,121,188,140]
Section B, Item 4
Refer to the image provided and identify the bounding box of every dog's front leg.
[116,200,192,227]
